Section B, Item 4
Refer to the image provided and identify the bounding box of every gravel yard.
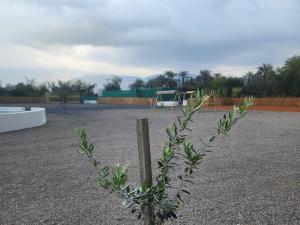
[0,104,299,225]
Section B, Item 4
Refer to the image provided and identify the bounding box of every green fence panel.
[102,89,137,97]
[158,94,178,101]
[140,88,178,101]
[138,88,176,99]
[138,89,158,98]
[83,96,98,101]
[101,88,177,101]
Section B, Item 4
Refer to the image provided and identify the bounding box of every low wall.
[0,107,25,112]
[47,95,80,103]
[99,97,155,106]
[0,95,80,104]
[0,96,46,104]
[0,107,47,133]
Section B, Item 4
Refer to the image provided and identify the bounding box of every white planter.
[0,107,47,133]
[0,107,25,112]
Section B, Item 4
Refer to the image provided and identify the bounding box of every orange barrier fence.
[206,105,300,112]
[216,98,300,107]
[2,95,299,109]
[99,96,300,109]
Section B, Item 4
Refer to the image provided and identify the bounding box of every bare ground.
[0,104,299,225]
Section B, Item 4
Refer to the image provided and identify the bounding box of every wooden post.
[136,118,154,225]
[152,96,158,111]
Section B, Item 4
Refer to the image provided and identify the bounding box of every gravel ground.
[0,104,299,225]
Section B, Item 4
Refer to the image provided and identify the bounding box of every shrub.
[75,91,253,225]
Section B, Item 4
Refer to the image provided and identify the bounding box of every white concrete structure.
[156,101,179,107]
[0,107,25,113]
[183,91,196,106]
[0,107,47,133]
[153,90,178,110]
[83,100,98,104]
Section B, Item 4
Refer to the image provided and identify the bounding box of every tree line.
[125,55,300,97]
[1,55,299,98]
[0,78,96,102]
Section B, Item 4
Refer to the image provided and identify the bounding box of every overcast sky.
[0,0,299,84]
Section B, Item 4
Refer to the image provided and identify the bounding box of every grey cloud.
[0,0,299,81]
[2,0,300,46]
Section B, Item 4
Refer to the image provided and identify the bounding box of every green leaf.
[209,136,216,142]
[183,179,194,184]
[177,175,183,180]
[181,189,191,195]
[123,199,133,208]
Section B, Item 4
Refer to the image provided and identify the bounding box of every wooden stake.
[136,118,154,225]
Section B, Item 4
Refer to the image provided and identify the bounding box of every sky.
[0,0,299,84]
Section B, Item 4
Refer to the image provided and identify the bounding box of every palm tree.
[282,55,300,96]
[214,73,221,78]
[48,80,74,114]
[157,74,167,88]
[243,71,265,96]
[211,73,226,91]
[104,76,122,91]
[199,69,212,88]
[129,79,145,89]
[163,71,178,88]
[177,71,189,88]
[164,71,177,80]
[244,71,255,85]
[284,55,300,70]
[257,63,274,96]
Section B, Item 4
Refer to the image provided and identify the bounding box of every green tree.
[75,92,253,225]
[198,69,213,89]
[72,79,96,103]
[164,71,177,80]
[182,77,196,91]
[177,71,189,88]
[104,77,122,91]
[0,81,6,96]
[257,63,274,96]
[243,71,262,97]
[225,77,244,97]
[232,87,242,97]
[48,80,74,103]
[129,79,146,89]
[281,55,300,96]
[146,75,177,89]
[48,80,74,114]
[6,78,49,97]
[147,75,165,88]
[211,73,226,91]
[163,71,178,88]
[35,83,49,96]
